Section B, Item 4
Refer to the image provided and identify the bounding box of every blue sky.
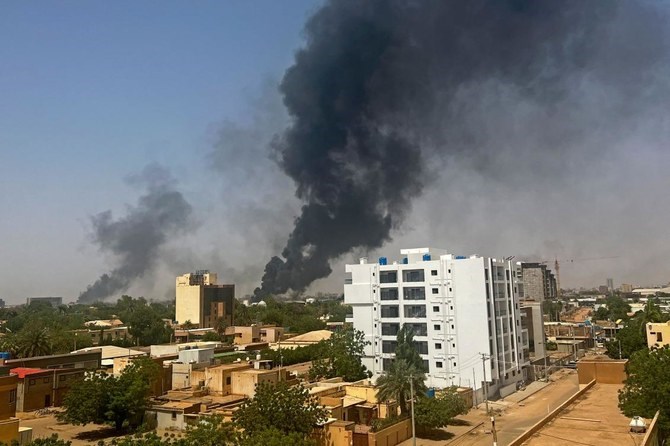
[0,1,321,303]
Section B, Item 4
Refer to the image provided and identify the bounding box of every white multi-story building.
[344,247,529,398]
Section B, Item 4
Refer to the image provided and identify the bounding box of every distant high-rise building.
[26,297,63,307]
[607,278,614,293]
[621,283,633,294]
[175,271,234,328]
[598,285,609,294]
[518,263,557,301]
[0,299,5,309]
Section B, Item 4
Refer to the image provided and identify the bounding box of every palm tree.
[376,359,427,415]
[16,328,52,358]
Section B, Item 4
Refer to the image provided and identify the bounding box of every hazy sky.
[0,1,320,303]
[2,1,669,305]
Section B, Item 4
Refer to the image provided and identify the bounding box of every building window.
[433,306,439,312]
[451,324,455,330]
[434,324,440,331]
[403,305,426,318]
[381,323,400,336]
[403,270,425,282]
[453,362,457,367]
[406,323,427,336]
[658,332,664,343]
[450,305,454,310]
[431,270,438,276]
[382,358,395,371]
[403,287,425,300]
[432,288,439,294]
[381,305,400,318]
[435,343,442,350]
[226,377,231,385]
[380,271,397,284]
[172,412,177,420]
[380,288,399,300]
[382,341,398,353]
[414,341,429,355]
[436,361,443,368]
[423,360,430,372]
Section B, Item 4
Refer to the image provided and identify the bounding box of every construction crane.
[538,256,620,299]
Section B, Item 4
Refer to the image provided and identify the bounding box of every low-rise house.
[274,330,332,350]
[153,401,200,431]
[71,346,146,368]
[0,367,31,445]
[5,351,101,371]
[10,368,85,411]
[646,321,670,349]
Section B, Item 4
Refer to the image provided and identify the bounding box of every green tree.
[619,346,670,437]
[605,296,631,322]
[309,327,370,381]
[414,389,468,435]
[59,358,160,430]
[232,381,327,437]
[395,325,425,371]
[14,327,52,358]
[376,359,426,416]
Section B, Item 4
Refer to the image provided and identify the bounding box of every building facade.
[175,271,234,328]
[518,263,556,302]
[344,248,529,397]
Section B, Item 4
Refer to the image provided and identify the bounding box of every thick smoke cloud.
[78,165,193,302]
[259,0,670,296]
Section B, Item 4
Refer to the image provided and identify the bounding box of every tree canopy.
[58,358,160,430]
[232,381,327,438]
[309,327,371,381]
[414,389,468,435]
[619,346,670,437]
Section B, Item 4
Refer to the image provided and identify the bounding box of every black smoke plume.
[78,165,193,302]
[257,0,670,297]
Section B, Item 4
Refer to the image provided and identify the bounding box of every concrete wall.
[577,359,627,385]
[641,411,660,446]
[17,375,53,412]
[175,285,202,326]
[230,369,278,398]
[156,410,186,431]
[0,375,17,420]
[0,417,19,445]
[369,418,412,446]
[5,351,101,370]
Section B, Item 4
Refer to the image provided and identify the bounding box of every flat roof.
[523,384,645,445]
[155,401,198,410]
[10,368,48,378]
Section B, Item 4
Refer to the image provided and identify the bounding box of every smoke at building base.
[255,0,670,299]
[78,164,193,303]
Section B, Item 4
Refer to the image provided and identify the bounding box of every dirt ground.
[18,411,128,445]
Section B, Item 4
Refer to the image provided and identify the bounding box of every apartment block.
[518,263,556,301]
[344,248,529,397]
[175,271,234,328]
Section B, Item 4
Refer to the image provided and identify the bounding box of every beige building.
[175,271,234,328]
[225,325,285,345]
[646,321,670,348]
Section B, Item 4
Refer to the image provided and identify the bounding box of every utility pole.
[410,375,416,446]
[481,353,489,414]
[472,368,477,406]
[491,416,498,446]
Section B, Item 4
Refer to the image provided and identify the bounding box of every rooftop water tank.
[629,416,647,433]
[455,255,467,260]
[379,257,388,265]
[423,254,431,261]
